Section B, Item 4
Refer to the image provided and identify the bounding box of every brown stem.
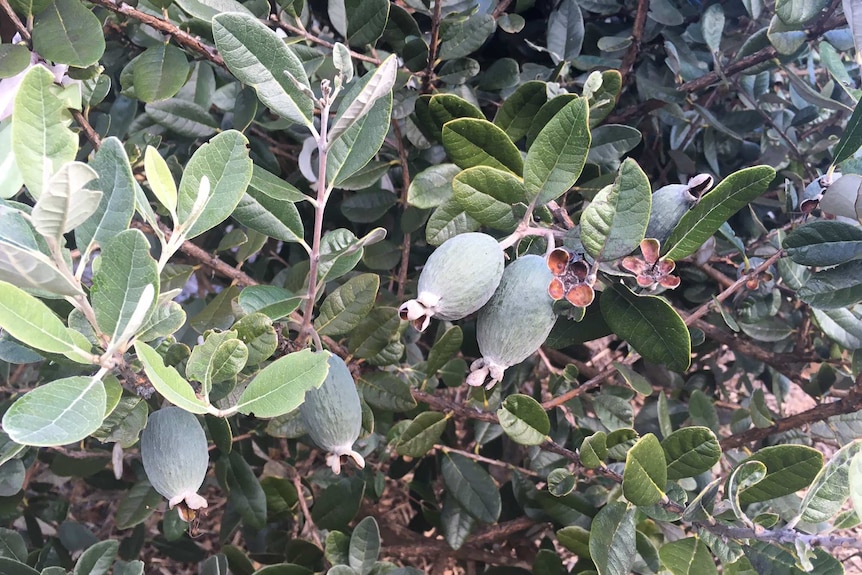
[131,221,259,287]
[392,119,411,300]
[618,0,649,86]
[0,0,29,41]
[720,389,862,450]
[291,474,322,547]
[491,0,513,18]
[679,15,845,93]
[88,0,224,67]
[434,444,539,477]
[421,0,444,93]
[696,262,735,290]
[71,109,102,151]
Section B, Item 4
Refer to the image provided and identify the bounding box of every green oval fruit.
[141,407,209,512]
[468,254,557,389]
[399,232,504,331]
[300,354,365,474]
[646,184,697,244]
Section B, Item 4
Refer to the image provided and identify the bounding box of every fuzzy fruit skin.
[468,254,557,389]
[646,184,697,244]
[141,407,209,511]
[399,233,504,331]
[300,354,365,474]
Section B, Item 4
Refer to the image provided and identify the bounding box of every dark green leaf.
[311,477,365,530]
[834,101,862,165]
[452,166,525,231]
[494,81,548,142]
[217,452,267,530]
[798,260,862,309]
[497,394,550,446]
[396,411,448,457]
[623,434,667,506]
[130,45,190,103]
[737,445,824,505]
[589,502,635,575]
[783,221,862,266]
[600,283,691,372]
[442,118,524,175]
[315,274,380,336]
[662,426,721,480]
[32,0,104,67]
[442,452,501,523]
[664,166,775,260]
[356,372,416,412]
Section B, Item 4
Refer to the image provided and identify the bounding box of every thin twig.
[392,119,412,300]
[421,0,444,93]
[71,109,102,150]
[291,474,322,547]
[433,445,540,477]
[618,0,649,86]
[88,0,224,67]
[271,17,382,66]
[0,0,30,41]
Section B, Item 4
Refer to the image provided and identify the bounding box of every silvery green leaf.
[329,55,398,146]
[31,161,101,241]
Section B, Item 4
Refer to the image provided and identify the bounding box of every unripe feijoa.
[300,354,365,474]
[646,184,697,245]
[399,232,504,331]
[468,254,557,389]
[141,407,209,512]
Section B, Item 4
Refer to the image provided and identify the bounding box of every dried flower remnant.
[546,247,595,307]
[620,239,680,290]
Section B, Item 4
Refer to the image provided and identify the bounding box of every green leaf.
[557,525,590,557]
[144,146,177,215]
[407,164,461,209]
[347,307,402,360]
[348,516,379,575]
[3,375,106,446]
[91,229,158,345]
[212,13,314,127]
[452,166,525,231]
[547,468,576,497]
[662,426,721,480]
[663,166,775,260]
[493,81,548,143]
[233,187,304,243]
[217,451,267,530]
[0,46,30,79]
[425,197,480,246]
[833,101,862,165]
[580,158,651,261]
[314,274,380,336]
[76,137,137,255]
[311,477,365,530]
[131,44,190,103]
[587,124,642,168]
[145,100,217,138]
[442,452,501,523]
[235,349,330,418]
[623,434,667,506]
[32,0,104,67]
[186,331,248,394]
[659,537,718,575]
[427,94,484,140]
[776,0,829,25]
[589,502,635,575]
[0,527,27,562]
[177,130,253,239]
[547,0,584,63]
[440,495,475,551]
[524,97,591,205]
[396,412,448,457]
[850,450,862,525]
[117,481,161,532]
[329,55,397,144]
[783,220,862,266]
[613,362,652,395]
[31,162,100,240]
[134,342,210,414]
[497,394,550,446]
[580,431,608,469]
[11,65,78,198]
[173,0,254,21]
[438,13,495,61]
[73,539,118,575]
[737,445,824,505]
[798,439,862,524]
[0,281,89,361]
[798,260,862,309]
[356,372,416,412]
[425,326,463,376]
[600,283,691,372]
[232,313,277,366]
[326,88,392,187]
[249,165,307,203]
[328,0,389,48]
[701,4,725,53]
[0,241,82,297]
[237,286,302,321]
[442,118,523,175]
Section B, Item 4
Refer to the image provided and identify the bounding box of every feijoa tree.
[1,0,862,573]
